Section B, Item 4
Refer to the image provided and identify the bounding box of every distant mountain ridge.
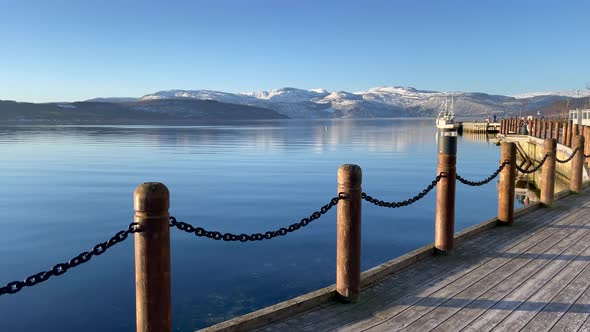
[139,86,581,119]
[0,99,287,124]
[3,86,587,123]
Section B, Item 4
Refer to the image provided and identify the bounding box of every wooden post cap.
[544,138,557,152]
[338,164,362,189]
[134,182,170,215]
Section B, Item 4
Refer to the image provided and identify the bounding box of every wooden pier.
[242,189,590,331]
[198,122,590,332]
[460,121,501,134]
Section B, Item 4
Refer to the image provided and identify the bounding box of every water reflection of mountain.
[0,119,436,154]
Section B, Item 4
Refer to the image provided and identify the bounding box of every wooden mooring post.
[336,164,362,302]
[565,121,572,147]
[548,121,554,139]
[540,139,557,206]
[435,131,457,254]
[134,183,172,332]
[584,126,590,167]
[498,142,516,225]
[573,124,580,144]
[571,135,585,193]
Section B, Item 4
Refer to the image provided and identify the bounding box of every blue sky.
[1,0,589,102]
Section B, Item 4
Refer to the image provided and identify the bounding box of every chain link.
[361,173,445,208]
[0,222,142,297]
[170,195,342,241]
[515,153,551,174]
[556,148,578,163]
[456,160,510,186]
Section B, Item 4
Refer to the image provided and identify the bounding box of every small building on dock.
[569,108,590,126]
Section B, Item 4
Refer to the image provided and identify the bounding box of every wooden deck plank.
[432,220,590,331]
[521,263,590,331]
[576,315,590,332]
[489,241,590,331]
[460,212,590,331]
[549,279,590,331]
[363,207,590,331]
[405,211,590,332]
[255,194,588,332]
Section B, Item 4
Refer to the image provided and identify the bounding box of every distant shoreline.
[0,117,444,126]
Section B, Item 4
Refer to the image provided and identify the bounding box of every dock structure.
[234,189,590,332]
[3,119,590,332]
[199,130,590,332]
[460,121,501,134]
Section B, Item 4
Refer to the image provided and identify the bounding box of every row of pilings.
[500,117,590,166]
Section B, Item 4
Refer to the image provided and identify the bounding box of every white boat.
[436,93,456,130]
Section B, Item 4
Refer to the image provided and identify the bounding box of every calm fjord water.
[0,119,513,331]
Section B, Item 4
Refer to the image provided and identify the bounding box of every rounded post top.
[134,182,170,214]
[500,141,516,150]
[338,164,362,188]
[500,141,516,158]
[574,134,585,148]
[543,138,557,152]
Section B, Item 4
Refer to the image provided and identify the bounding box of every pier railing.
[499,117,590,157]
[1,126,589,332]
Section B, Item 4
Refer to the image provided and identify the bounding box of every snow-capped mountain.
[140,86,575,119]
[512,90,590,99]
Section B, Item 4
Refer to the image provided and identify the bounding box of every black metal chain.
[556,148,578,163]
[456,160,510,186]
[515,153,551,174]
[0,222,142,297]
[361,173,445,208]
[170,195,343,241]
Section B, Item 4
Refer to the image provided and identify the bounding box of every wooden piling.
[134,182,171,332]
[533,118,539,137]
[562,122,567,145]
[573,124,580,141]
[571,135,585,193]
[569,123,574,147]
[498,142,516,225]
[541,119,546,139]
[540,139,557,206]
[435,132,457,254]
[554,121,560,142]
[548,121,554,139]
[563,121,571,146]
[584,126,590,167]
[336,164,362,303]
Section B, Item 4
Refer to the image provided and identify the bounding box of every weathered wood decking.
[204,186,590,332]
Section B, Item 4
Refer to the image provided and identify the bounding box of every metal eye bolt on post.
[435,130,457,255]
